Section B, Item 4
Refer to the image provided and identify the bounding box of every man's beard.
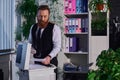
[38,20,48,28]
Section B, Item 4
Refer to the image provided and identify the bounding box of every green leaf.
[88,71,96,80]
[16,0,38,39]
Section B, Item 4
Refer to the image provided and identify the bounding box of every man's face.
[37,9,49,27]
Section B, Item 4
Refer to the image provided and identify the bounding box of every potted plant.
[89,0,109,12]
[87,48,120,80]
[16,0,38,40]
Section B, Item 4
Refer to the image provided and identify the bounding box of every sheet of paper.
[32,58,45,62]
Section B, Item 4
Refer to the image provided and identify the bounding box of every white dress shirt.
[28,24,61,59]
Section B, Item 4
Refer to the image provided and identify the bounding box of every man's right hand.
[31,47,36,54]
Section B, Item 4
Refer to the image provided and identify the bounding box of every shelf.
[64,32,88,35]
[64,52,88,55]
[90,11,108,13]
[64,32,88,38]
[64,13,88,18]
[64,71,88,74]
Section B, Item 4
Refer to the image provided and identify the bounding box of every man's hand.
[42,56,51,65]
[31,47,36,54]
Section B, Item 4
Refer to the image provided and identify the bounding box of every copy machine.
[16,42,56,80]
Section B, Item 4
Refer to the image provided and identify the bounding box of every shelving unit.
[63,0,109,80]
[63,0,88,80]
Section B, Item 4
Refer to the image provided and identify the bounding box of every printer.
[16,42,56,80]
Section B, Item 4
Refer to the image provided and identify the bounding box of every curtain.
[0,0,15,52]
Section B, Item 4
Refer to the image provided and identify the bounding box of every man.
[28,5,61,67]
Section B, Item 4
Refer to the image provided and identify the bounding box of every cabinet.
[63,0,88,80]
[63,0,109,80]
[0,53,13,80]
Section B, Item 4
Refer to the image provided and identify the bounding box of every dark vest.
[31,22,58,66]
[32,22,54,58]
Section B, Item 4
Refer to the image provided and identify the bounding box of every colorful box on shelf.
[64,18,89,34]
[65,37,79,52]
[64,0,88,14]
[64,0,76,14]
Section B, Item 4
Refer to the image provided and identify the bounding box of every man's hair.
[37,5,50,14]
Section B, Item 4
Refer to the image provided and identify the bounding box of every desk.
[0,51,14,80]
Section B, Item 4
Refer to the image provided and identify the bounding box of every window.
[0,0,15,53]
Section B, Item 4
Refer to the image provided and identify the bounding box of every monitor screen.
[16,43,22,64]
[16,42,31,70]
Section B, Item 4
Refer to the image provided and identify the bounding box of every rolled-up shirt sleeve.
[49,25,61,59]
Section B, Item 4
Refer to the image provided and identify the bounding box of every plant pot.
[96,4,104,10]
